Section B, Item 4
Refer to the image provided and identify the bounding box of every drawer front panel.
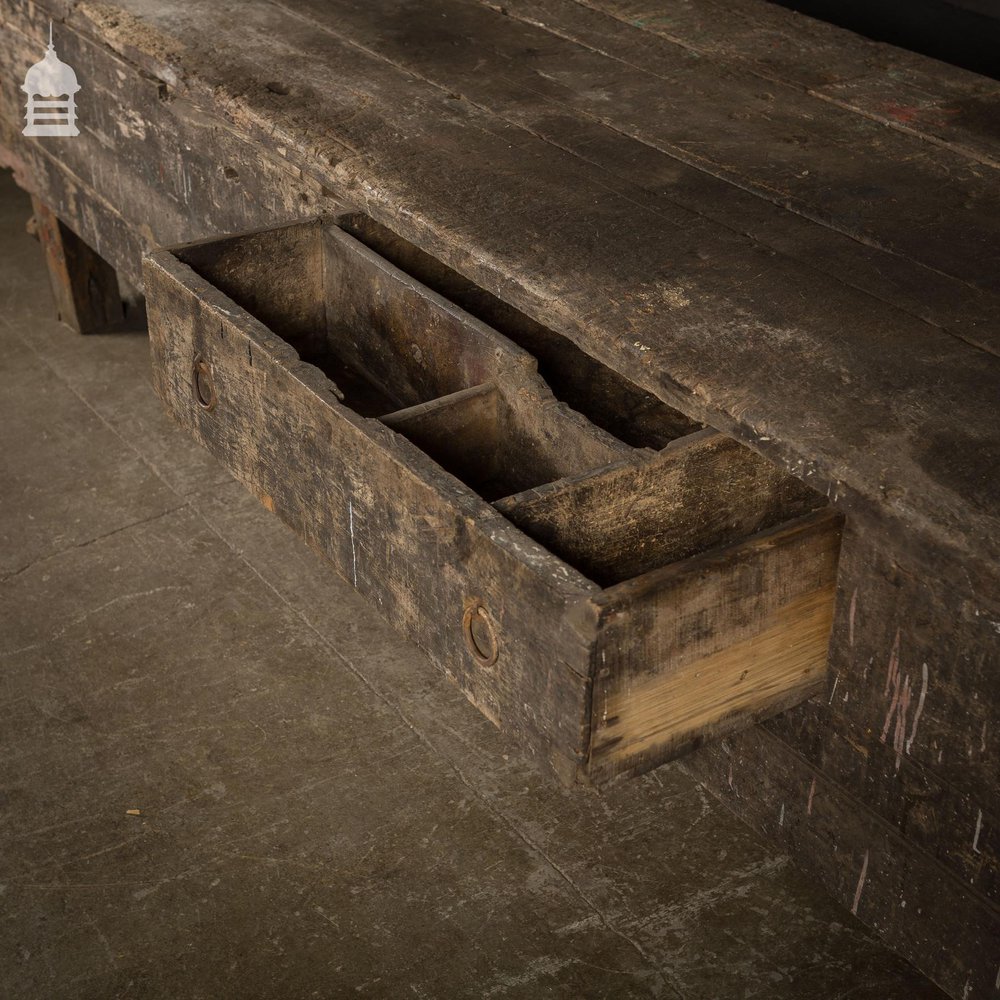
[589,510,842,782]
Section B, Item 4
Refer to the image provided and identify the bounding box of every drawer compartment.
[145,216,842,785]
[382,382,626,502]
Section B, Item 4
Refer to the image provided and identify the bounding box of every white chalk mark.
[848,588,857,647]
[828,673,839,704]
[348,500,358,587]
[906,662,929,755]
[881,670,901,743]
[973,809,983,855]
[893,675,912,771]
[779,803,785,827]
[807,777,817,816]
[852,849,869,915]
[884,628,901,696]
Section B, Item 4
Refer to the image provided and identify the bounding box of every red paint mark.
[882,101,961,129]
[884,102,922,124]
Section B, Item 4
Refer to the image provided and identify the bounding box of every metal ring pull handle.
[463,600,499,667]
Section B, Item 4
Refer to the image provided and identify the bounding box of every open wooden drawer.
[143,216,842,785]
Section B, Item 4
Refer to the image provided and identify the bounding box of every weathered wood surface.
[384,380,629,502]
[6,0,996,575]
[495,429,822,585]
[590,509,842,780]
[1,0,998,994]
[2,0,999,563]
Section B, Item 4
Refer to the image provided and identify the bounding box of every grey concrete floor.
[0,169,945,1000]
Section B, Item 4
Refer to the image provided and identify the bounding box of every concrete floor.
[0,169,945,1000]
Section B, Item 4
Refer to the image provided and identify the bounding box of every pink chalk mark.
[906,662,928,755]
[807,777,817,816]
[893,676,912,772]
[883,629,901,697]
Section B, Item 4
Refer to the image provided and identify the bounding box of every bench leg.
[30,196,124,335]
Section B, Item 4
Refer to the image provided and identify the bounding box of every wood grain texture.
[683,724,1000,999]
[590,510,841,780]
[4,0,999,566]
[384,379,629,502]
[569,0,1000,167]
[495,428,823,585]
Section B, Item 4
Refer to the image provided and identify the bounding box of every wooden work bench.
[1,0,997,994]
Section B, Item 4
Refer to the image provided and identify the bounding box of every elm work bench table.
[2,0,998,995]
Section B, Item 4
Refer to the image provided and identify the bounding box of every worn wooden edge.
[320,223,542,379]
[381,383,500,430]
[493,427,711,513]
[585,507,844,782]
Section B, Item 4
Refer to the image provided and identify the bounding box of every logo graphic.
[22,23,80,137]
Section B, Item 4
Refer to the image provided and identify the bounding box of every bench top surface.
[24,0,1000,567]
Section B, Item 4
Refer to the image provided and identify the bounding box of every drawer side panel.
[144,253,596,783]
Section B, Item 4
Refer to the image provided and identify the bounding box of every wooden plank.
[573,0,1000,166]
[768,701,1000,905]
[589,509,842,779]
[278,0,1000,299]
[495,428,823,585]
[763,508,1000,896]
[29,195,123,335]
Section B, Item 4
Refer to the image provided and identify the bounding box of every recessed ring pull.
[463,600,499,667]
[192,354,217,411]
